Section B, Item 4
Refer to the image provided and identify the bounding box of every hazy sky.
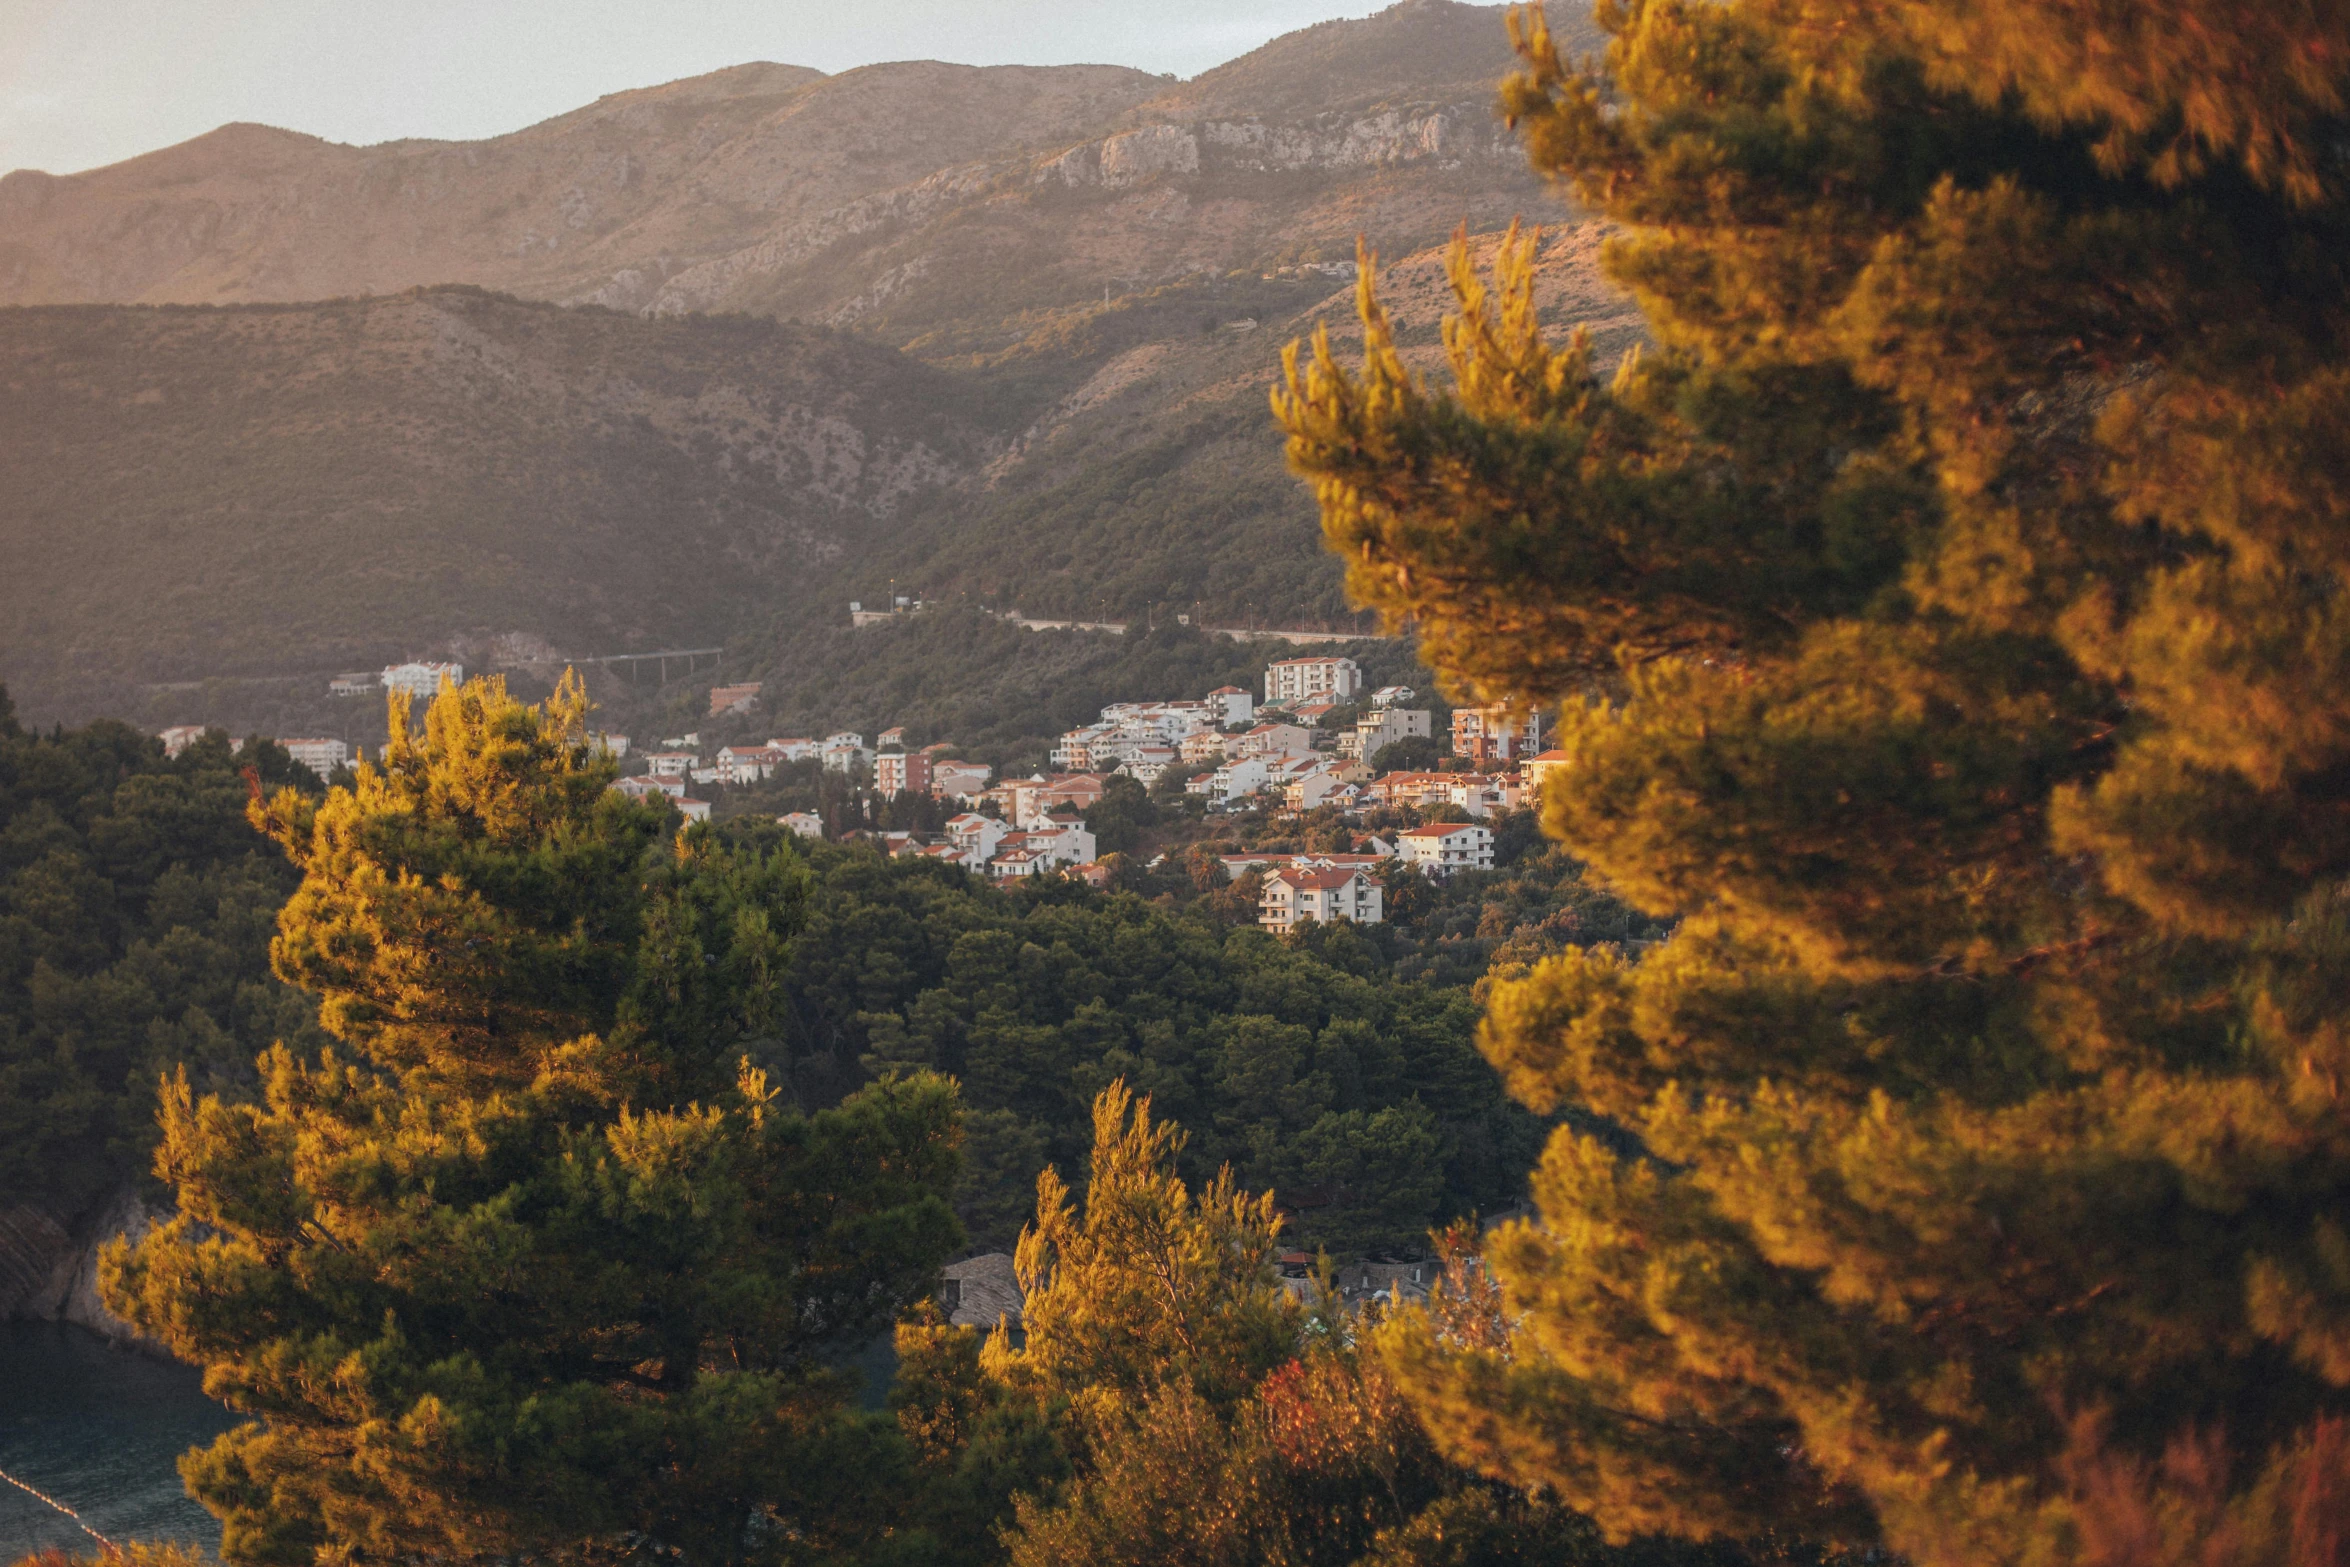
[1,0,1398,176]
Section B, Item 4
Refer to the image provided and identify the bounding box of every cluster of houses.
[553,653,1569,930]
[151,652,1571,926]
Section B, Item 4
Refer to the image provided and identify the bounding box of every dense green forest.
[0,690,329,1219]
[746,826,1666,1254]
[68,677,1755,1567]
[0,681,1652,1266]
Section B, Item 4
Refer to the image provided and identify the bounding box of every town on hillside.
[163,653,1574,937]
[597,653,1569,934]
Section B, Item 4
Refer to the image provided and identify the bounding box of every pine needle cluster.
[1274,1,2350,1561]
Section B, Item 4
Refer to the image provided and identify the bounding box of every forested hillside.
[0,291,994,723]
[0,693,328,1222]
[0,2,1637,735]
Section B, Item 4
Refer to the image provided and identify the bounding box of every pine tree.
[101,676,962,1565]
[986,1080,1300,1419]
[1276,1,2350,1561]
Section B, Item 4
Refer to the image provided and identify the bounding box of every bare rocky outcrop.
[0,1188,173,1354]
[0,1,1602,337]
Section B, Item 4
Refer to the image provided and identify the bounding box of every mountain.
[0,0,1634,731]
[0,290,994,720]
[0,0,1599,347]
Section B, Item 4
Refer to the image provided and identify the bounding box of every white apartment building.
[1263,656,1362,706]
[946,812,1012,868]
[987,823,1097,877]
[781,811,825,839]
[1349,706,1431,760]
[820,736,874,774]
[931,760,992,802]
[282,738,349,781]
[615,775,686,801]
[1210,754,1270,805]
[1235,722,1315,759]
[767,738,819,762]
[1394,823,1495,878]
[1207,686,1255,726]
[717,746,783,785]
[1259,867,1385,931]
[382,661,462,698]
[645,751,698,778]
[1121,745,1179,786]
[158,725,208,758]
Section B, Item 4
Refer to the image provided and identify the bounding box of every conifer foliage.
[100,676,962,1565]
[1277,0,2350,1562]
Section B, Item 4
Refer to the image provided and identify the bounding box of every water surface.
[0,1322,233,1556]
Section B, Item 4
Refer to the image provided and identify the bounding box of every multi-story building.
[767,738,819,763]
[158,725,208,758]
[714,746,781,785]
[615,775,686,801]
[1259,867,1385,931]
[780,811,825,839]
[645,751,698,778]
[820,732,873,774]
[1122,745,1179,786]
[1207,686,1255,726]
[1038,774,1108,815]
[1527,749,1571,803]
[1235,722,1315,759]
[282,738,349,781]
[930,760,992,801]
[986,822,1097,875]
[1394,823,1495,878]
[1349,706,1432,761]
[1180,730,1230,765]
[1053,727,1110,771]
[945,812,1012,868]
[1451,705,1549,767]
[328,673,377,698]
[875,751,933,798]
[1210,754,1270,805]
[1263,656,1362,706]
[382,661,462,699]
[1370,685,1415,709]
[1284,762,1366,814]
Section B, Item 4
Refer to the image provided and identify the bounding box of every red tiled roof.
[1266,867,1367,891]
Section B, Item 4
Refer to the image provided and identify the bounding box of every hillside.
[0,1,1600,354]
[0,0,1635,732]
[0,290,997,720]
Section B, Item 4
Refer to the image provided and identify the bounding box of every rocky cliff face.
[0,1,1600,358]
[0,1190,170,1351]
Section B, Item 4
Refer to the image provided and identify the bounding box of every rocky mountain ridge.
[0,1,1596,343]
[0,0,1635,730]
